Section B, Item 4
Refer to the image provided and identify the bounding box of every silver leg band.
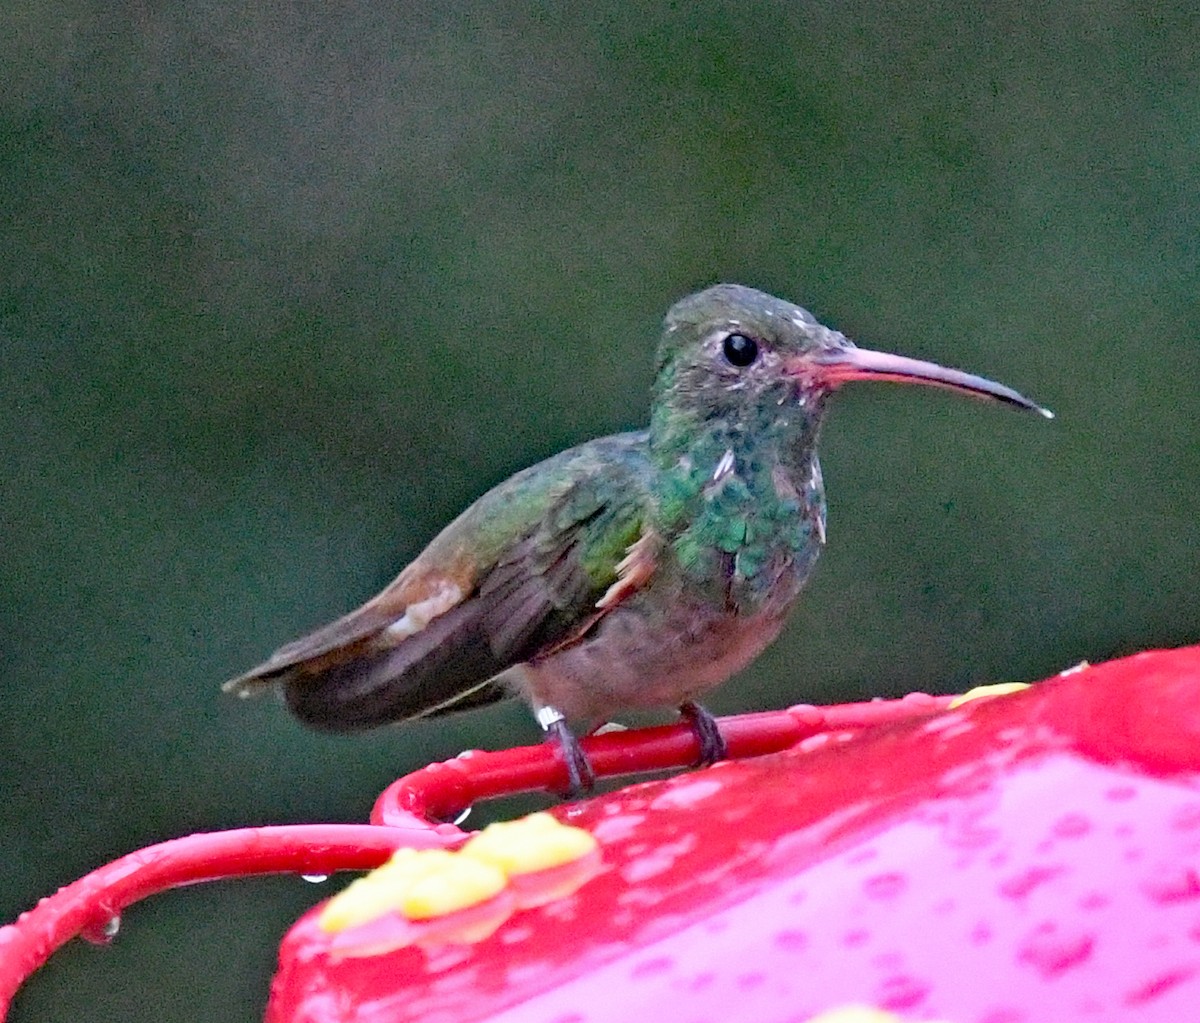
[535,705,566,731]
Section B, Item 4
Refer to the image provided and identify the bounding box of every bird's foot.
[680,701,727,766]
[536,706,596,799]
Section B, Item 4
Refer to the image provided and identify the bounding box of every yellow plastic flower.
[319,847,506,931]
[461,812,598,875]
[948,681,1030,709]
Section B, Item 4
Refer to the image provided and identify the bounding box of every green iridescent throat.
[648,373,826,611]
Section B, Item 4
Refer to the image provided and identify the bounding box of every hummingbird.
[226,284,1050,793]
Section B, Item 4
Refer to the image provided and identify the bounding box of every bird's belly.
[511,604,788,728]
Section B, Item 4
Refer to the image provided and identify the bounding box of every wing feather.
[223,432,658,730]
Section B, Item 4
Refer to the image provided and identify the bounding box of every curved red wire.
[0,824,460,1016]
[372,697,952,825]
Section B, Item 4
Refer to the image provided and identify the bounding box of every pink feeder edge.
[4,646,1200,1022]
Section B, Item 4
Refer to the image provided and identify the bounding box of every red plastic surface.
[267,647,1200,1022]
[0,689,948,1017]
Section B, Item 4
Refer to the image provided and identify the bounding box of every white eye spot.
[808,460,827,543]
[711,448,737,483]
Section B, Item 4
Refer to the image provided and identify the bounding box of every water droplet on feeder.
[82,915,121,945]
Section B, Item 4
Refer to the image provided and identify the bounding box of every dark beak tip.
[805,346,1052,421]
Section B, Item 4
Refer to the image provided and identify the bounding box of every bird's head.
[650,283,1050,455]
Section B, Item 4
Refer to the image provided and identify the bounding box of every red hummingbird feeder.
[4,646,1200,1021]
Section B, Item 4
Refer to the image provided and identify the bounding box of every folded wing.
[223,432,655,731]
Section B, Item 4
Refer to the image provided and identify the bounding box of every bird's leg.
[535,705,596,799]
[680,701,727,765]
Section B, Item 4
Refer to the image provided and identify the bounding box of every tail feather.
[223,604,402,697]
[280,600,510,731]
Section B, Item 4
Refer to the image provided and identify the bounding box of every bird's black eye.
[722,332,759,368]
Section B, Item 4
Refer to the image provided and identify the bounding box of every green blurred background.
[3,1,1197,1018]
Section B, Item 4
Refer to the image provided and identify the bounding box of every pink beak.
[794,346,1053,418]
